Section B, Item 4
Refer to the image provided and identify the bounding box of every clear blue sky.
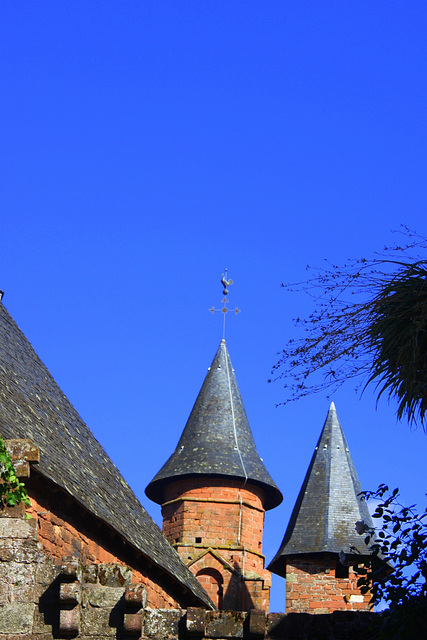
[1,2,426,611]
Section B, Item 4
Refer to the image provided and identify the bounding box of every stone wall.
[0,509,56,637]
[0,510,166,637]
[0,511,380,639]
[5,438,182,609]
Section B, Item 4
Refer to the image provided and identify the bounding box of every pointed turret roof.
[145,339,282,510]
[268,403,373,577]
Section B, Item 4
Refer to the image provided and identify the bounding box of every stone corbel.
[5,438,40,477]
[123,583,146,635]
[59,560,81,635]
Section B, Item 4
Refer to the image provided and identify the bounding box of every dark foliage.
[271,227,427,428]
[351,485,427,640]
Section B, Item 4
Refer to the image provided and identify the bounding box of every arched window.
[196,568,224,609]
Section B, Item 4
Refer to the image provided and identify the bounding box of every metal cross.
[209,269,241,338]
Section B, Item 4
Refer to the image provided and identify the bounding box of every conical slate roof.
[268,403,374,577]
[0,302,213,608]
[145,339,282,510]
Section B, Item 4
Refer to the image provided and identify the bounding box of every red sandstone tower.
[268,403,375,614]
[146,339,282,611]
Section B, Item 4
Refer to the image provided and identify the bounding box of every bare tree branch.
[271,226,427,429]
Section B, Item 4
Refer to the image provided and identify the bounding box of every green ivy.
[0,437,31,507]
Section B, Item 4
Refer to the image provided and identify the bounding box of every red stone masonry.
[4,440,182,610]
[161,477,271,611]
[285,554,371,614]
[26,485,180,609]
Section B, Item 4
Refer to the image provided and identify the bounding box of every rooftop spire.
[145,339,282,510]
[268,403,373,577]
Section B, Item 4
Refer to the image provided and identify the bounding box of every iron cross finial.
[209,269,241,338]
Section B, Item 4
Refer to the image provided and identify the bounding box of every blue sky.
[1,2,426,611]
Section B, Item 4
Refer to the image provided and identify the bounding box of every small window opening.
[195,537,202,544]
[336,560,349,579]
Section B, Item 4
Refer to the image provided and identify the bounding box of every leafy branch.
[271,227,427,428]
[352,484,427,639]
[0,437,31,508]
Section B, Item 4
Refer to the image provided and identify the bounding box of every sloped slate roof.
[268,403,374,578]
[0,302,213,608]
[146,339,282,510]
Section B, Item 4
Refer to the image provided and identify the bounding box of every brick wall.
[161,478,271,611]
[285,554,371,614]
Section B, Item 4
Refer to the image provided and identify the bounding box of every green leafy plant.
[354,484,427,639]
[0,437,31,507]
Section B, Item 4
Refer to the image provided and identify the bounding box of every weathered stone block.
[13,459,30,477]
[98,563,132,587]
[2,562,37,603]
[11,538,44,563]
[125,582,147,608]
[61,558,80,579]
[86,586,124,608]
[248,609,265,638]
[205,611,246,638]
[60,581,81,605]
[0,541,14,562]
[186,607,206,636]
[81,563,98,583]
[33,606,56,634]
[144,608,183,639]
[5,439,40,463]
[0,518,37,539]
[0,503,26,518]
[34,561,58,586]
[124,612,142,635]
[81,607,116,636]
[0,603,35,633]
[60,607,81,635]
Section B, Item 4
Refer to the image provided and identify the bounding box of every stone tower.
[146,339,282,611]
[268,403,375,614]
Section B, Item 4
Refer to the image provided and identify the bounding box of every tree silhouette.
[272,227,427,429]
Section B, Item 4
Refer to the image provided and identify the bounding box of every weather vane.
[209,269,241,338]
